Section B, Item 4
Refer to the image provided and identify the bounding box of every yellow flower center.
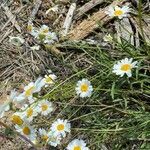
[74,146,81,150]
[27,108,33,118]
[81,84,88,92]
[114,9,123,16]
[41,104,48,111]
[42,135,49,141]
[11,115,23,125]
[42,28,49,33]
[23,126,31,135]
[121,64,131,71]
[25,86,35,97]
[57,124,65,131]
[27,24,33,32]
[45,76,52,83]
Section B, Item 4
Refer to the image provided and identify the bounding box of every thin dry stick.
[67,0,124,40]
[61,2,76,36]
[74,0,104,20]
[28,0,42,23]
[1,5,21,32]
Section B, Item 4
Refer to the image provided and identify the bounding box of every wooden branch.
[67,1,124,41]
[61,3,76,36]
[74,0,104,20]
[28,0,42,23]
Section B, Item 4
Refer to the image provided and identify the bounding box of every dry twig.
[74,0,104,20]
[28,0,42,23]
[61,2,76,36]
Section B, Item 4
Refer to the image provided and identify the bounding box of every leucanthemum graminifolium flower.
[27,22,37,36]
[22,104,38,122]
[0,90,23,118]
[36,99,53,116]
[39,128,49,142]
[1,69,93,149]
[27,23,58,44]
[43,31,58,44]
[11,112,24,126]
[47,131,62,147]
[15,122,36,142]
[76,79,93,98]
[50,119,71,138]
[113,58,138,77]
[66,139,89,150]
[42,71,57,87]
[22,77,45,99]
[105,5,130,19]
[38,128,61,147]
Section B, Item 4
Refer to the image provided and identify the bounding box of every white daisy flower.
[30,45,40,51]
[36,25,49,41]
[50,119,71,138]
[40,25,49,34]
[103,34,113,43]
[0,101,10,118]
[38,128,61,147]
[23,77,45,99]
[113,58,138,77]
[44,32,58,44]
[105,5,130,19]
[9,36,25,46]
[42,74,57,87]
[23,82,35,98]
[15,123,36,141]
[47,131,62,147]
[33,77,46,92]
[27,22,38,36]
[76,79,93,98]
[37,100,53,116]
[11,112,24,126]
[22,105,38,122]
[66,139,89,150]
[39,128,49,142]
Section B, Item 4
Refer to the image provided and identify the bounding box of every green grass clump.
[45,39,150,149]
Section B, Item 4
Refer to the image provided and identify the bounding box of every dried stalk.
[61,2,76,36]
[28,0,42,23]
[74,0,104,20]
